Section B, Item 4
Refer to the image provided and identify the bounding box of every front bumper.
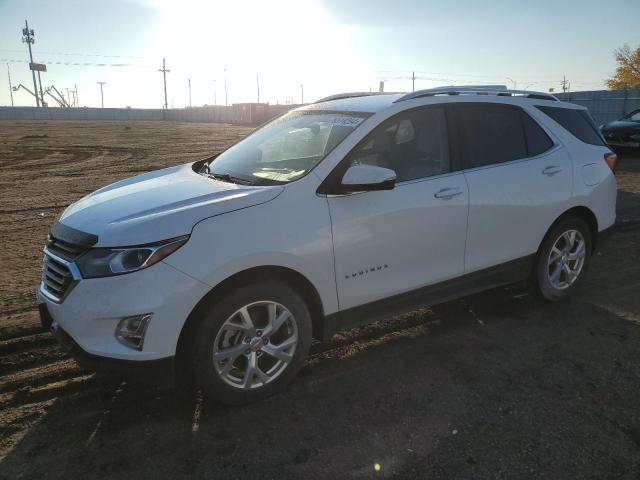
[36,259,211,362]
[41,303,176,386]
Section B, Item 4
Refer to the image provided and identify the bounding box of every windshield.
[622,110,640,122]
[207,111,369,184]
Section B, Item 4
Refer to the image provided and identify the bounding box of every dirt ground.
[0,121,639,479]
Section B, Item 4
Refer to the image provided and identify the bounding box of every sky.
[0,0,638,109]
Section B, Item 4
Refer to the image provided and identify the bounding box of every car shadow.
[3,276,640,479]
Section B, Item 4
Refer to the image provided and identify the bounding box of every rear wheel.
[534,216,592,301]
[190,282,312,405]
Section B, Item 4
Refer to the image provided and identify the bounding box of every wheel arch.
[175,265,326,371]
[541,206,599,253]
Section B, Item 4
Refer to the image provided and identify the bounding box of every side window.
[454,104,527,168]
[346,107,450,182]
[536,106,605,146]
[522,112,554,156]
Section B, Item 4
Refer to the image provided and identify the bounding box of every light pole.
[300,84,304,104]
[188,78,192,107]
[506,77,517,89]
[224,69,228,106]
[22,20,40,107]
[97,81,105,108]
[7,64,14,107]
[212,79,217,105]
[256,73,260,103]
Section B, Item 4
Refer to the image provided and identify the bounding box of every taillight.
[604,152,617,173]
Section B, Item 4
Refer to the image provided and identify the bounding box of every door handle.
[434,188,463,200]
[542,166,562,176]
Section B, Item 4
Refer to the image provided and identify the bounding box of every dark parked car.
[600,109,640,150]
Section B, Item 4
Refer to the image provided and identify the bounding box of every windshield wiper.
[209,172,235,183]
[206,171,260,186]
[205,170,285,186]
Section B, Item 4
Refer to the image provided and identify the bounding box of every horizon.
[1,0,639,109]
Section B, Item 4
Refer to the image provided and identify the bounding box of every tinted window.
[536,106,605,146]
[522,112,554,156]
[455,104,527,168]
[346,107,449,182]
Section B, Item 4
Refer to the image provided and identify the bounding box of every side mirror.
[339,164,396,193]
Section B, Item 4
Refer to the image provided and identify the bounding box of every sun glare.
[142,0,371,104]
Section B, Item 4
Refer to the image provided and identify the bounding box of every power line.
[0,58,152,68]
[0,48,147,59]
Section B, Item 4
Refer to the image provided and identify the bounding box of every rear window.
[536,106,605,146]
[454,104,527,168]
[522,112,554,156]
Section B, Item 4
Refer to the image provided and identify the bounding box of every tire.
[534,216,592,301]
[189,281,312,405]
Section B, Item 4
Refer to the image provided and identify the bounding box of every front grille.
[46,234,87,260]
[41,253,77,302]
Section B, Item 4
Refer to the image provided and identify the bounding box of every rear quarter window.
[536,106,605,146]
[522,112,554,156]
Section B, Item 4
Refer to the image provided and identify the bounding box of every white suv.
[38,87,617,404]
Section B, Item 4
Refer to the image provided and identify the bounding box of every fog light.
[115,314,152,350]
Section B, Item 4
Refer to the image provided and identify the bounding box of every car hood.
[602,120,640,132]
[58,162,284,246]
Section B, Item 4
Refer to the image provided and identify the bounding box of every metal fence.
[554,89,640,125]
[4,90,639,126]
[0,103,302,124]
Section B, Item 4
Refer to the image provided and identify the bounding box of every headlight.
[76,236,188,278]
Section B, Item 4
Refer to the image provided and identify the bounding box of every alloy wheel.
[547,229,586,290]
[212,301,298,389]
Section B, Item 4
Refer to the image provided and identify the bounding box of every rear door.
[327,105,469,310]
[453,102,572,272]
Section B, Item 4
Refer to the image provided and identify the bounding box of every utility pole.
[22,20,40,107]
[158,58,170,109]
[300,84,304,104]
[224,69,228,106]
[256,73,260,103]
[7,64,14,107]
[212,79,217,105]
[412,71,415,92]
[74,84,79,107]
[97,81,106,108]
[188,78,191,107]
[561,75,568,93]
[38,72,45,106]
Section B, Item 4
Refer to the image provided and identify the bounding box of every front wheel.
[190,281,312,405]
[534,216,592,301]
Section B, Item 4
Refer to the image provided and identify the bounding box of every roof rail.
[314,92,397,104]
[394,87,558,103]
[425,84,508,92]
